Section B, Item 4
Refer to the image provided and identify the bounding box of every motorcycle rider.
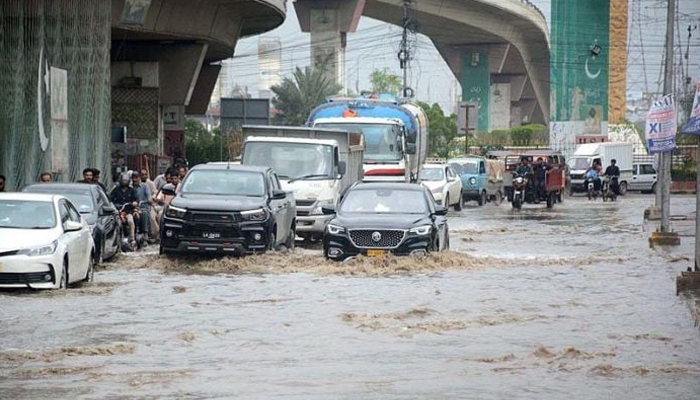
[110,173,138,250]
[604,159,621,194]
[516,157,533,195]
[585,162,602,192]
[131,172,152,240]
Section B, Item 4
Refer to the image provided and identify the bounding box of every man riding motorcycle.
[110,174,138,250]
[604,159,620,194]
[585,162,603,193]
[532,157,551,200]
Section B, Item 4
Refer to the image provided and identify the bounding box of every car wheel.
[444,232,450,250]
[454,192,462,211]
[59,259,69,290]
[478,191,485,206]
[84,252,95,282]
[285,226,295,251]
[618,182,628,196]
[444,194,450,211]
[651,183,657,194]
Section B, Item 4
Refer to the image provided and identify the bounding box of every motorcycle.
[118,202,148,251]
[601,175,618,202]
[584,176,599,200]
[511,173,528,210]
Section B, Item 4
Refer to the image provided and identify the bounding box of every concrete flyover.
[295,0,549,132]
[110,0,285,166]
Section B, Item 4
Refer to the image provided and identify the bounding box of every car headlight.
[409,225,432,235]
[165,205,187,219]
[241,208,269,221]
[326,224,345,234]
[309,199,335,215]
[19,240,58,256]
[469,177,477,185]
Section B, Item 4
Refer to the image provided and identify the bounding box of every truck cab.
[448,156,488,205]
[240,126,364,241]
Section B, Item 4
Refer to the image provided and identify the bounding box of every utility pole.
[659,0,675,233]
[398,0,417,98]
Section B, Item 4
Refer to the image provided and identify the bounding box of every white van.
[630,163,657,193]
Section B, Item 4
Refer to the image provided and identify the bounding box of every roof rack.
[424,157,446,164]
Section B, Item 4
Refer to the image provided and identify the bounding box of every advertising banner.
[681,80,700,135]
[645,95,676,154]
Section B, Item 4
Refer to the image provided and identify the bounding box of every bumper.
[0,253,60,289]
[323,233,432,261]
[296,214,333,234]
[570,179,586,192]
[160,218,272,255]
[462,188,480,198]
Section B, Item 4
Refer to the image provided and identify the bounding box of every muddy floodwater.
[2,194,700,399]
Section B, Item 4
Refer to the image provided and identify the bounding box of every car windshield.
[316,123,402,162]
[243,142,333,180]
[63,194,94,213]
[0,200,56,229]
[339,189,427,214]
[568,157,590,170]
[180,170,265,197]
[450,160,478,174]
[419,168,445,181]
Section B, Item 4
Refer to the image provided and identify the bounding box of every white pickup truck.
[241,126,364,241]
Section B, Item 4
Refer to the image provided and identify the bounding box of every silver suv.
[630,163,657,193]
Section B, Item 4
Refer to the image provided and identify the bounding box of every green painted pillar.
[550,0,610,141]
[461,51,490,134]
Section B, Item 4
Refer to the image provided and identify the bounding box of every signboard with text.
[681,80,700,135]
[645,95,676,153]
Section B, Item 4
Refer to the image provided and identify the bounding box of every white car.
[0,193,95,289]
[419,164,463,211]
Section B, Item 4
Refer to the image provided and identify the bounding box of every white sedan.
[0,193,95,289]
[419,164,463,211]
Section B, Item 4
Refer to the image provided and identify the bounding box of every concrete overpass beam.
[294,0,366,91]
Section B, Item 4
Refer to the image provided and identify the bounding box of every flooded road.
[1,194,699,399]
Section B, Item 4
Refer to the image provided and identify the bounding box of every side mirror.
[434,206,448,216]
[272,189,287,200]
[337,161,347,176]
[406,143,417,155]
[321,205,336,215]
[63,220,83,232]
[101,205,117,215]
[160,185,176,196]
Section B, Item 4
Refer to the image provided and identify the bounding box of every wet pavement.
[1,194,700,399]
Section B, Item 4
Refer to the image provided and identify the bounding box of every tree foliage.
[370,68,403,96]
[271,66,342,126]
[416,101,458,158]
[185,118,223,166]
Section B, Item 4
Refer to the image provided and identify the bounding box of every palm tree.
[271,66,342,126]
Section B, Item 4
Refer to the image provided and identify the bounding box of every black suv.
[159,164,296,256]
[322,182,449,261]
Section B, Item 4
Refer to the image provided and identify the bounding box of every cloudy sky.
[223,0,699,115]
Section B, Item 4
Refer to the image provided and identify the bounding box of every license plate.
[366,249,385,257]
[202,232,221,239]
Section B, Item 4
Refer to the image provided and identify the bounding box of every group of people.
[0,164,188,251]
[584,159,620,194]
[515,157,551,199]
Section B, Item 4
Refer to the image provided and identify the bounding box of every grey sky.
[224,0,699,116]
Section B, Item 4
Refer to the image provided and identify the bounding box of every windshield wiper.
[288,174,330,183]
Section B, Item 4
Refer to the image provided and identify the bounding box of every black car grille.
[296,200,315,207]
[0,272,52,285]
[348,229,406,248]
[188,212,237,223]
[296,210,310,217]
[571,174,584,180]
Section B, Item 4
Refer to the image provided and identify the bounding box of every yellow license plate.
[366,250,386,257]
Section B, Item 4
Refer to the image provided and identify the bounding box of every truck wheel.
[651,183,657,194]
[478,191,486,206]
[618,182,628,196]
[454,192,462,211]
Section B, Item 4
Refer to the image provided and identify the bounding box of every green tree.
[416,101,458,158]
[370,68,403,96]
[185,118,222,165]
[271,66,342,126]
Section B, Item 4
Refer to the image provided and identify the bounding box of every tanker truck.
[307,96,428,182]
